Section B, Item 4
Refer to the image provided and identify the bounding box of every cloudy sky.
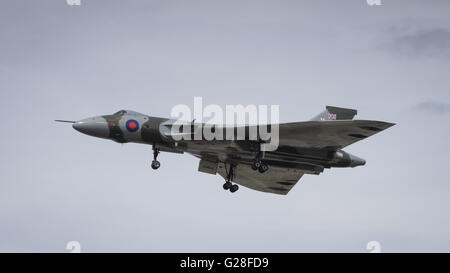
[1,0,449,252]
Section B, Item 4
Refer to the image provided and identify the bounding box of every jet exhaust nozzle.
[349,154,366,167]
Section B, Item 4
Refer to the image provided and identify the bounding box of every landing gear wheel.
[251,161,261,170]
[223,181,232,190]
[224,163,238,193]
[258,163,268,173]
[151,145,160,170]
[252,141,265,172]
[151,160,160,170]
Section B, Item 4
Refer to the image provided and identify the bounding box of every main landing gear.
[251,142,269,173]
[223,163,239,193]
[151,146,160,170]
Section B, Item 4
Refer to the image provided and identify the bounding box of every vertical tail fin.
[310,106,357,121]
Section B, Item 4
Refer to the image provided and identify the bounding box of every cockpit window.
[124,110,144,115]
[114,110,127,115]
[113,110,144,116]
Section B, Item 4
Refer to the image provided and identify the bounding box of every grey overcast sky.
[1,0,449,252]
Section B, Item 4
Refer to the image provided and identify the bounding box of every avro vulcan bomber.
[56,106,394,195]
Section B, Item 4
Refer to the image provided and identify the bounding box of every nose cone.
[73,116,109,139]
[349,154,366,167]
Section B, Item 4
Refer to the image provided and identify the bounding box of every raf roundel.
[126,119,139,132]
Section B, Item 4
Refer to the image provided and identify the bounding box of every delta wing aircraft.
[56,106,394,195]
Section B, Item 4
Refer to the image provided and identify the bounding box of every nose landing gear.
[151,146,160,170]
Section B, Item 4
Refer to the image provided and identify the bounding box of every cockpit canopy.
[113,110,145,116]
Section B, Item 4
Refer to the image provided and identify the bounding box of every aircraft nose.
[73,116,109,139]
[349,154,366,167]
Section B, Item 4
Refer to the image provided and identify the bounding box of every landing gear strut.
[223,163,239,193]
[252,142,268,173]
[151,146,160,170]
